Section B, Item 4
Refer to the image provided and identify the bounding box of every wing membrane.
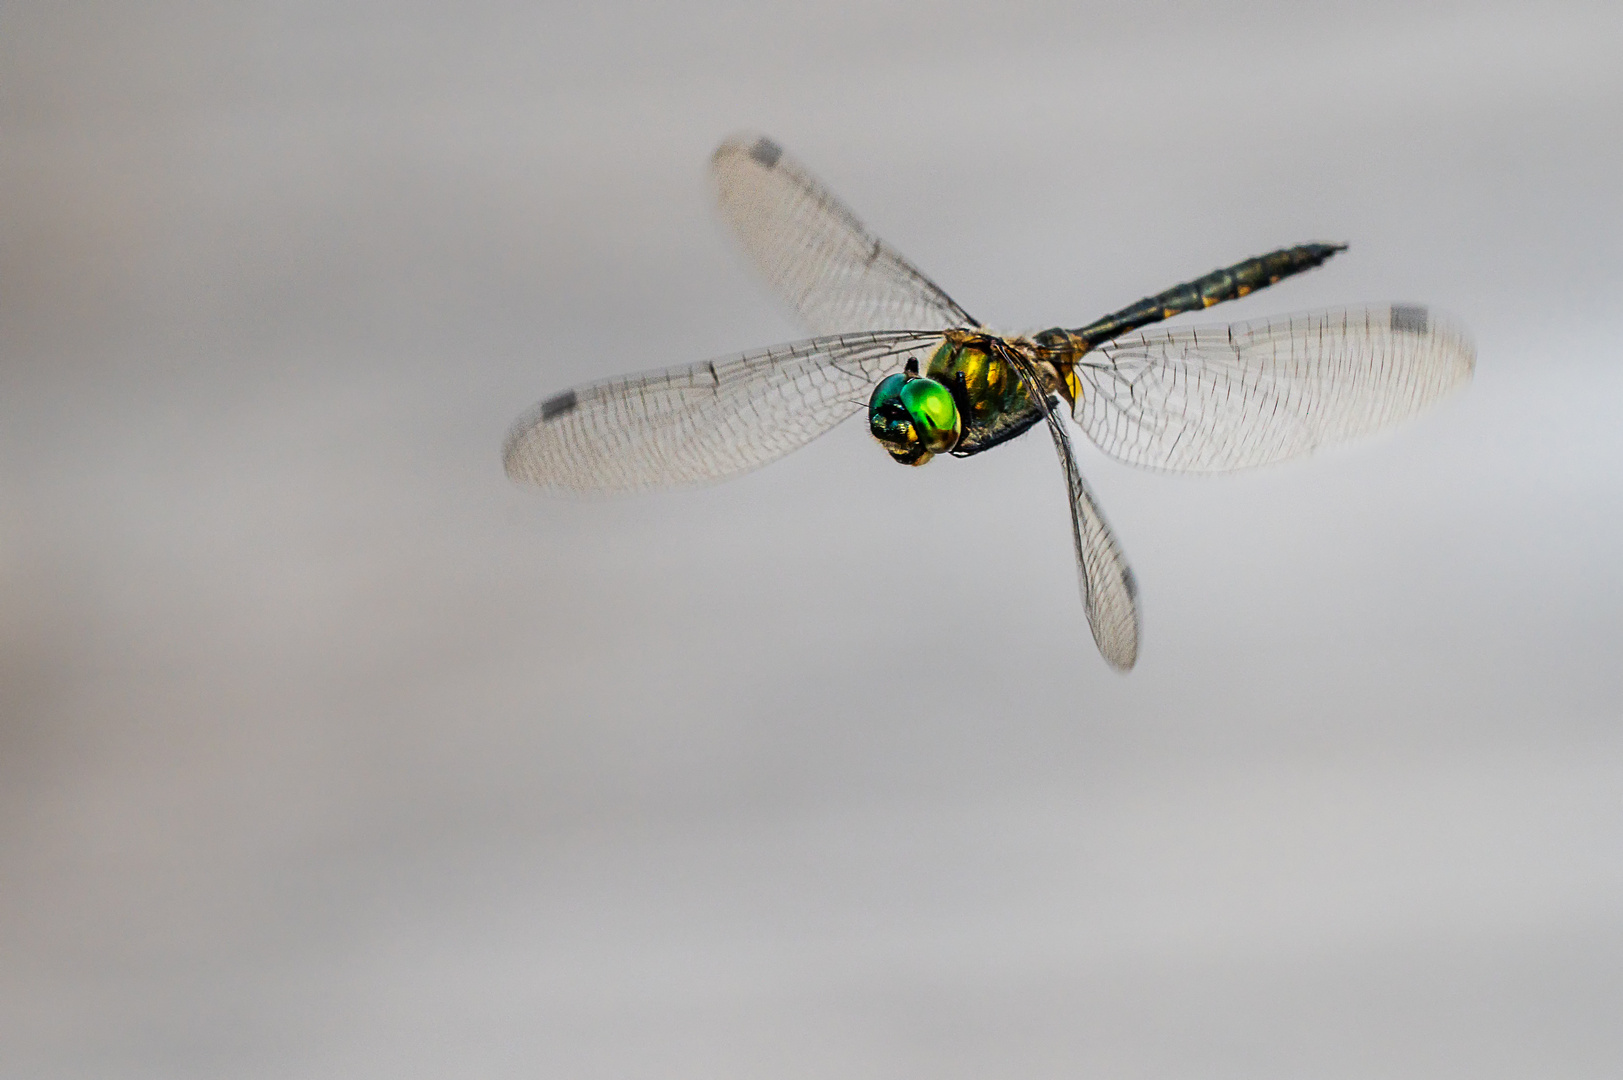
[711,133,977,336]
[504,331,942,493]
[1006,351,1140,670]
[1074,304,1475,472]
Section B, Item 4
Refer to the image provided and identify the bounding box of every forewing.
[1074,304,1475,472]
[711,133,977,336]
[504,331,942,493]
[1007,352,1141,671]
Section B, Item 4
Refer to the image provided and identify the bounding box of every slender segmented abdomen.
[1069,243,1347,350]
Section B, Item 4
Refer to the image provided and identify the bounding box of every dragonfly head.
[868,370,961,466]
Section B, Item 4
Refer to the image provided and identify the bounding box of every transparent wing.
[1006,351,1140,671]
[504,331,942,493]
[1074,303,1475,472]
[711,133,977,336]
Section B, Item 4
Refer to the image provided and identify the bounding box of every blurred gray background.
[3,1,1622,1076]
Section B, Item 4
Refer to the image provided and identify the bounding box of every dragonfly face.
[867,370,961,465]
[503,132,1475,672]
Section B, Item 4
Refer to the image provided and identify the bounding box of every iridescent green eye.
[869,373,931,465]
[899,378,961,453]
[870,373,909,418]
[869,372,961,465]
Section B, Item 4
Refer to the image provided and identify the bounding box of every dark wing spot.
[540,389,578,421]
[1390,304,1429,334]
[1121,566,1138,600]
[748,137,782,168]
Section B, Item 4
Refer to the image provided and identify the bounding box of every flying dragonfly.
[504,134,1474,671]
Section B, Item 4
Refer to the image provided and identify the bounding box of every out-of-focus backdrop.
[4,2,1621,1076]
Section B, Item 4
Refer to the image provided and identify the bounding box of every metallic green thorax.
[924,336,1047,455]
[869,335,1061,464]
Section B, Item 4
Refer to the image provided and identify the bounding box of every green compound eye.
[869,373,961,465]
[868,373,927,464]
[899,377,961,454]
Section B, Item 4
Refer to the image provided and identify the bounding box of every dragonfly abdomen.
[1072,243,1348,349]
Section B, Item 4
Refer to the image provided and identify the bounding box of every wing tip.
[502,400,555,487]
[501,428,536,485]
[1096,611,1141,673]
[712,131,779,167]
[1385,301,1477,381]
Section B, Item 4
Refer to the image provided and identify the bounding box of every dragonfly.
[504,134,1474,671]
